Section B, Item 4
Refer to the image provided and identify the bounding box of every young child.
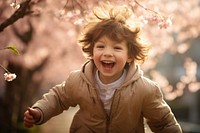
[24,3,182,133]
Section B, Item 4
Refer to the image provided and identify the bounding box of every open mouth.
[101,61,115,69]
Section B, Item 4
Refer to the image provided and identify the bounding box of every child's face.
[93,35,131,84]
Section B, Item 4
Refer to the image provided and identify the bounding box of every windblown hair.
[78,2,151,64]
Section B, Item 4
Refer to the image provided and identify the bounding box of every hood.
[122,62,143,86]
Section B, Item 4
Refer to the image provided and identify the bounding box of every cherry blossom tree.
[0,0,199,132]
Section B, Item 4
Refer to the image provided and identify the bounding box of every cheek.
[92,50,100,61]
[117,54,130,64]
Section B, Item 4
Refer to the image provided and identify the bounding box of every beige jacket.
[33,60,182,133]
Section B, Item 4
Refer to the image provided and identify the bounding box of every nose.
[103,47,113,57]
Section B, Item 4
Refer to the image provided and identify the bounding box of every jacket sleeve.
[142,83,182,133]
[32,72,78,124]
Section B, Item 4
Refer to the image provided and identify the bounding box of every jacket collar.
[123,62,143,86]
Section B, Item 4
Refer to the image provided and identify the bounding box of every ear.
[127,57,133,63]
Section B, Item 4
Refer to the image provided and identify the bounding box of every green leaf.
[5,46,20,55]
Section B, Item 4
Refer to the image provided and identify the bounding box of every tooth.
[103,61,113,63]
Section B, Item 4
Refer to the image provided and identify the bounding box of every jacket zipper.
[106,114,110,133]
[106,90,118,133]
[93,88,111,133]
[92,87,119,133]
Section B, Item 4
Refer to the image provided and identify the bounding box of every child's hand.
[24,107,41,128]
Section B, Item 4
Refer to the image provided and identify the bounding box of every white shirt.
[95,70,127,115]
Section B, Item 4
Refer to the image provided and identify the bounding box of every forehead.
[96,35,126,45]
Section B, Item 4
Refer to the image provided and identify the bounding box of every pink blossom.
[4,73,17,82]
[10,2,20,9]
[158,17,173,29]
[150,15,160,22]
[143,13,163,23]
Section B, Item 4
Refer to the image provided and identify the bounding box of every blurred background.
[0,0,199,133]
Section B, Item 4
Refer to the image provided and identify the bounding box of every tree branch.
[0,0,32,32]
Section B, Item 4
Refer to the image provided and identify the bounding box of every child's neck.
[96,70,126,85]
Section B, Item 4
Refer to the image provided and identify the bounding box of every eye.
[96,45,104,48]
[114,46,122,50]
[95,43,105,49]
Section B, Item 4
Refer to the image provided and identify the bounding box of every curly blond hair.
[78,2,151,64]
